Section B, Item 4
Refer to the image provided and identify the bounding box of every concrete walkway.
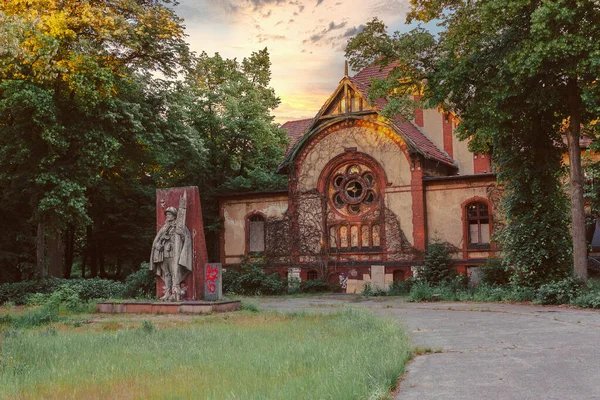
[254,296,600,400]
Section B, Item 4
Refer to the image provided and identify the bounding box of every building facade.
[219,64,499,292]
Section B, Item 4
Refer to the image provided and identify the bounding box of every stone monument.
[150,186,208,301]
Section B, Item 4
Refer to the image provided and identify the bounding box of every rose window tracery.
[329,164,378,216]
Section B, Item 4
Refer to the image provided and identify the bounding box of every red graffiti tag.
[206,264,219,294]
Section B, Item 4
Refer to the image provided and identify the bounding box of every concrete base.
[97,300,240,314]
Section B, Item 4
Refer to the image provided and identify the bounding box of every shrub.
[571,292,600,309]
[123,265,156,298]
[387,278,415,296]
[0,277,125,305]
[479,258,511,286]
[222,257,287,295]
[301,279,332,294]
[419,238,456,285]
[407,281,436,302]
[536,278,582,305]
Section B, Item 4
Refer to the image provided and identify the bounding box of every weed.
[141,320,155,333]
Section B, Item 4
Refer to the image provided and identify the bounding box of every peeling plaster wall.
[421,107,474,175]
[425,178,494,250]
[422,108,444,152]
[298,125,412,191]
[221,195,288,264]
[453,133,474,175]
[297,124,414,246]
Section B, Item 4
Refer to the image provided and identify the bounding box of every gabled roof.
[280,63,457,169]
[281,118,313,157]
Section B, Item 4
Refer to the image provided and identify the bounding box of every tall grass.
[0,310,411,399]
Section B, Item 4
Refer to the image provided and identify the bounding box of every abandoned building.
[218,63,498,293]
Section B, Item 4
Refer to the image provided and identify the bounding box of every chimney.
[344,60,348,77]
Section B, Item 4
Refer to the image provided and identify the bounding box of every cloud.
[327,21,346,31]
[303,20,347,44]
[368,0,409,16]
[249,0,286,10]
[257,34,287,43]
[342,24,366,37]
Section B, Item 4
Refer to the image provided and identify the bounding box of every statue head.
[165,207,177,221]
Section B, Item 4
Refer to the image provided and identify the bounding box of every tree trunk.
[36,222,46,280]
[98,245,106,278]
[87,225,98,278]
[47,229,63,277]
[567,77,588,281]
[64,226,75,279]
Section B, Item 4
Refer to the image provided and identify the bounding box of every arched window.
[393,269,405,282]
[306,270,318,281]
[466,202,490,248]
[248,214,265,253]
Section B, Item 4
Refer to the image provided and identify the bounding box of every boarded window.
[393,270,405,282]
[350,225,359,248]
[248,214,265,253]
[340,226,348,248]
[372,225,380,247]
[466,202,490,247]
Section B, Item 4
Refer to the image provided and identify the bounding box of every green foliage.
[419,239,456,285]
[222,258,287,296]
[536,278,582,305]
[300,279,332,294]
[0,277,125,305]
[141,320,155,333]
[123,265,156,299]
[346,0,599,284]
[479,259,511,286]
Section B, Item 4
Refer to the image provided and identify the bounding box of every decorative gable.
[321,80,375,117]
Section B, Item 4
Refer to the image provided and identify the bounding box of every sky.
[173,0,426,123]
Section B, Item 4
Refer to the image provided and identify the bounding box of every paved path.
[254,296,600,400]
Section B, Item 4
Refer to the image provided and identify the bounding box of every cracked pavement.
[254,296,600,399]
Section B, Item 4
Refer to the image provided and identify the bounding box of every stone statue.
[150,194,192,301]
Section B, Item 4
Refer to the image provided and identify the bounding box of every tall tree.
[0,0,189,277]
[183,50,288,259]
[347,0,600,282]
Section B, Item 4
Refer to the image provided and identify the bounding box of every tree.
[0,0,190,277]
[183,50,288,258]
[347,0,600,283]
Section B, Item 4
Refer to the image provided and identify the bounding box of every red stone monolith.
[154,187,208,300]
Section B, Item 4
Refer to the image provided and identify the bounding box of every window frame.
[245,211,267,255]
[462,198,492,250]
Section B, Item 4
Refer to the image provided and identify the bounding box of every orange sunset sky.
[174,0,436,123]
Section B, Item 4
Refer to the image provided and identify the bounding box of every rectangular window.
[249,220,265,252]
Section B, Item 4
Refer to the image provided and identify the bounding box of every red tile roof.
[280,63,457,169]
[281,118,313,157]
[349,64,456,167]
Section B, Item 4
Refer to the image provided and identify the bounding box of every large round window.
[329,164,377,216]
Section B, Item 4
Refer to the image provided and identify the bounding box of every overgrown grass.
[0,309,412,399]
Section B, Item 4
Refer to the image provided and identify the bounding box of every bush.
[407,281,436,302]
[123,265,156,298]
[571,292,600,308]
[536,278,582,305]
[419,238,456,285]
[479,258,511,286]
[301,279,332,294]
[222,257,287,296]
[0,277,125,305]
[0,278,64,305]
